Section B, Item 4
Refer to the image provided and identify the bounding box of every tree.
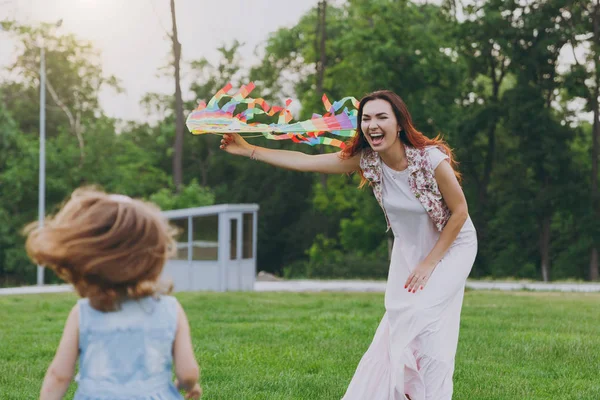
[504,0,578,281]
[170,0,185,192]
[0,20,121,163]
[590,0,600,281]
[453,0,513,246]
[186,40,246,187]
[252,0,467,273]
[0,24,175,284]
[315,1,329,188]
[564,0,600,280]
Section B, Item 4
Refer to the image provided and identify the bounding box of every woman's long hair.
[341,90,461,186]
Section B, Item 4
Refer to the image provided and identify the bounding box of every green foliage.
[0,0,596,284]
[149,179,215,211]
[1,21,121,137]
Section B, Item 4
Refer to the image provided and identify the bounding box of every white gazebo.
[161,204,259,292]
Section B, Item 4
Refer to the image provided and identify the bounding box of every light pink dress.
[342,148,477,400]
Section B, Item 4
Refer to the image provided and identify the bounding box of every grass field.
[0,290,599,399]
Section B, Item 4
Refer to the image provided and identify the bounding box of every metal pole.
[37,45,45,286]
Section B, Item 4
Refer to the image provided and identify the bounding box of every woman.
[219,90,477,400]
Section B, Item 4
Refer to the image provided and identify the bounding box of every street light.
[37,19,62,286]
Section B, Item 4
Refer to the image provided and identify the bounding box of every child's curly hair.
[25,187,177,312]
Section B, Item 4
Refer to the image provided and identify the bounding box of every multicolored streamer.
[185,82,359,149]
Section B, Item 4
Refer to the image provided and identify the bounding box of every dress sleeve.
[427,146,450,170]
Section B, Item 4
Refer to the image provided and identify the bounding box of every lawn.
[0,290,599,399]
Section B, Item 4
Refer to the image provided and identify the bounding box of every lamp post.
[36,43,45,286]
[37,19,62,286]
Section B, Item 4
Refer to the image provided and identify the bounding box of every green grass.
[0,291,599,399]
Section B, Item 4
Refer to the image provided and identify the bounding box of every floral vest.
[360,145,451,232]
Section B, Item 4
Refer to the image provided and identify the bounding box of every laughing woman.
[218,90,477,400]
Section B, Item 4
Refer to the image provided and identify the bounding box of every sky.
[0,0,323,122]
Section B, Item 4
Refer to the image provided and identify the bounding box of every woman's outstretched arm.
[219,133,360,174]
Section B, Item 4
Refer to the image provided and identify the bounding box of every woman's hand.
[220,133,253,156]
[404,261,437,293]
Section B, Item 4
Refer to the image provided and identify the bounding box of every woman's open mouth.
[370,133,385,146]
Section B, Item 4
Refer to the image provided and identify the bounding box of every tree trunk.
[476,113,497,247]
[540,215,551,282]
[474,67,502,260]
[46,78,84,165]
[316,0,328,189]
[315,1,326,97]
[478,122,496,207]
[171,0,184,192]
[589,0,599,281]
[478,79,500,209]
[199,161,208,187]
[591,248,599,281]
[590,89,599,280]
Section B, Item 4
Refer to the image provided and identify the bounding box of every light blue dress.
[74,295,184,400]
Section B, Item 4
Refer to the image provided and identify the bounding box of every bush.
[283,252,389,280]
[149,179,215,210]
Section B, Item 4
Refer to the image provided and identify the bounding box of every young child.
[25,188,202,400]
